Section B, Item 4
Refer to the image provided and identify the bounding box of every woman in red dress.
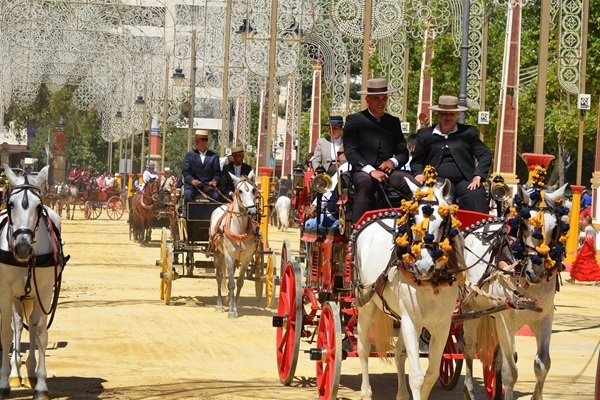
[568,215,600,284]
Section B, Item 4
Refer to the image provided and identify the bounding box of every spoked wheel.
[159,227,168,301]
[106,196,124,220]
[595,346,600,400]
[281,238,291,267]
[438,322,464,390]
[254,240,265,300]
[314,301,342,400]
[274,260,303,386]
[483,346,503,400]
[264,252,275,308]
[55,200,63,217]
[90,202,102,219]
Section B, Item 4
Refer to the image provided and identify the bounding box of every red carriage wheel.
[84,201,92,220]
[281,238,291,268]
[106,196,124,220]
[315,301,342,400]
[438,324,464,390]
[89,202,102,219]
[595,347,600,400]
[274,260,303,386]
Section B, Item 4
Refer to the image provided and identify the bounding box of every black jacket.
[411,123,492,180]
[343,109,409,172]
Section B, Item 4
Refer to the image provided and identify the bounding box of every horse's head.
[231,172,257,215]
[397,176,465,281]
[145,178,161,200]
[3,164,49,262]
[509,183,569,284]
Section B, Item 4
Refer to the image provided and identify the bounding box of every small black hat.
[329,116,344,126]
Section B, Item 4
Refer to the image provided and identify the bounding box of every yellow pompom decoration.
[423,165,439,186]
[545,257,556,269]
[528,165,547,188]
[411,218,429,238]
[536,243,550,256]
[402,253,414,263]
[437,255,449,264]
[439,237,453,252]
[395,233,409,247]
[411,242,423,258]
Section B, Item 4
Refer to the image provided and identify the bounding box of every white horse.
[462,183,569,400]
[209,172,259,318]
[0,164,68,400]
[273,196,291,231]
[353,177,466,400]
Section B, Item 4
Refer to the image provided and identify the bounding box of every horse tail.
[476,315,499,367]
[448,232,467,287]
[372,307,395,363]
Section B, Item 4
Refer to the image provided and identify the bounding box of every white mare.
[209,172,259,318]
[274,196,291,231]
[0,164,67,400]
[353,178,466,400]
[462,183,568,400]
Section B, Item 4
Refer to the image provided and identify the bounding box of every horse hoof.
[9,376,22,388]
[228,312,238,319]
[0,387,9,400]
[33,390,49,400]
[215,306,223,313]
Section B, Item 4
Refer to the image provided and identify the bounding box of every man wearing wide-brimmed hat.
[219,145,254,200]
[182,129,221,208]
[343,78,416,223]
[141,161,159,189]
[411,95,492,213]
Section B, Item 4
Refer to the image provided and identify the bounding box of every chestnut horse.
[131,178,160,245]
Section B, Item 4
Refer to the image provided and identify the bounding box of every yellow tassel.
[402,253,413,262]
[536,243,550,255]
[440,238,453,251]
[396,233,409,247]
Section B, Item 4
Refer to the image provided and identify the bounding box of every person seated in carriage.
[68,163,85,192]
[181,129,221,217]
[343,78,416,224]
[219,145,253,201]
[142,161,159,190]
[411,95,493,214]
[104,173,114,190]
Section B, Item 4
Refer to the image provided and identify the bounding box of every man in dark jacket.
[411,95,492,213]
[220,146,254,200]
[182,130,221,209]
[343,78,415,223]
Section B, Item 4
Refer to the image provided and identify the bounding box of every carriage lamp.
[312,166,332,195]
[490,174,511,216]
[292,164,304,192]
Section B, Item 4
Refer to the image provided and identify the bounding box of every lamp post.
[135,91,147,175]
[115,110,127,208]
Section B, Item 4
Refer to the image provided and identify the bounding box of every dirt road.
[6,212,600,399]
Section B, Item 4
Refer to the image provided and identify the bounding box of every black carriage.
[157,187,275,307]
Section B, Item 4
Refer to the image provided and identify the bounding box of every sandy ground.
[4,210,600,400]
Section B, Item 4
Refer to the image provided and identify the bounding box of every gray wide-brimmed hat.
[356,78,398,95]
[230,146,244,155]
[428,95,468,112]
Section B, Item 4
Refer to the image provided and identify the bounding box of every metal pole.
[220,0,233,156]
[576,0,589,185]
[458,0,470,123]
[188,30,197,152]
[534,0,551,154]
[139,81,148,175]
[264,0,278,167]
[361,0,373,110]
[161,58,170,171]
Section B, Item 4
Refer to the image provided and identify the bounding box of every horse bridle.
[6,182,44,246]
[231,177,257,215]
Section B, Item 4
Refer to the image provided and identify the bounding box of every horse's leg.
[227,256,238,319]
[394,329,409,400]
[214,253,224,313]
[400,317,424,400]
[462,318,478,400]
[495,316,518,400]
[0,304,14,399]
[530,316,553,400]
[421,320,453,400]
[9,300,23,388]
[234,260,245,305]
[357,301,376,400]
[25,310,49,400]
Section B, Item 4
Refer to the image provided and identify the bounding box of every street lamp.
[115,110,128,208]
[135,93,147,175]
[172,68,185,86]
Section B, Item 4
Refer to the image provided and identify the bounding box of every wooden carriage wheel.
[595,347,600,400]
[159,227,168,301]
[438,322,464,390]
[158,228,174,305]
[55,199,63,217]
[315,301,342,400]
[106,196,124,220]
[274,260,303,386]
[84,201,102,220]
